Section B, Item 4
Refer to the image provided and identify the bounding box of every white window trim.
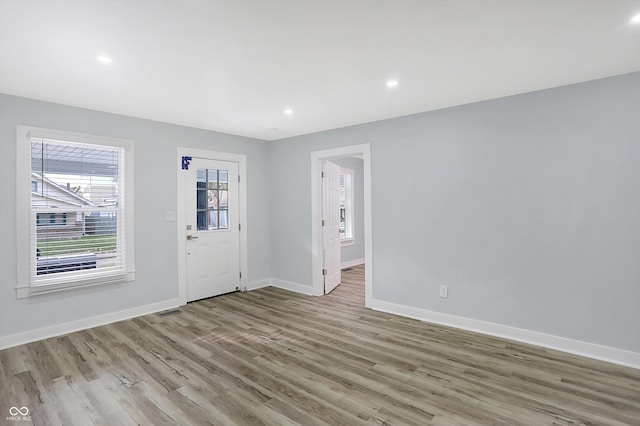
[16,126,135,299]
[340,167,355,245]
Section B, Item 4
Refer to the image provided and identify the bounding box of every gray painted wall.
[0,94,271,339]
[2,72,638,353]
[268,72,640,352]
[329,157,365,265]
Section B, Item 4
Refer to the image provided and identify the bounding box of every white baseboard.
[245,278,316,296]
[270,279,315,296]
[0,298,181,350]
[245,279,271,291]
[341,258,365,269]
[370,299,640,370]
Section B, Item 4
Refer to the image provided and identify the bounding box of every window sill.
[16,271,135,299]
[341,238,355,247]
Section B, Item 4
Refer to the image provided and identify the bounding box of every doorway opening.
[311,144,372,308]
[325,263,366,308]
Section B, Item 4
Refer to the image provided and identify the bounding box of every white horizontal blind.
[30,137,128,290]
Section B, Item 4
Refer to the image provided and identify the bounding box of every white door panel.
[186,158,240,301]
[323,160,341,294]
[218,241,230,275]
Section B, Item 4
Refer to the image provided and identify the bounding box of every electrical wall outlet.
[439,284,448,298]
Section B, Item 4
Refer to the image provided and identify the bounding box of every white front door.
[185,158,240,301]
[323,160,341,294]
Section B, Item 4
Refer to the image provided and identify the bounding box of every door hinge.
[321,171,324,178]
[322,219,325,226]
[239,271,242,279]
[322,268,327,276]
[238,175,241,183]
[239,223,241,231]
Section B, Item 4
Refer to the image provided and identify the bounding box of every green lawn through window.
[38,235,116,257]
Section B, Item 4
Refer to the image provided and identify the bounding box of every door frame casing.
[311,143,372,307]
[177,147,248,305]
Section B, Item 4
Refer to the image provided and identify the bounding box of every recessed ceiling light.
[283,109,294,115]
[631,14,640,23]
[96,56,112,64]
[386,80,398,88]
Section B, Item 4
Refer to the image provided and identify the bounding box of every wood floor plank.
[1,264,639,425]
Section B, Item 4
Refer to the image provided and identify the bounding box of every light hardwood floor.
[1,264,639,425]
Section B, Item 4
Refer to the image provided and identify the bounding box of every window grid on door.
[196,168,229,231]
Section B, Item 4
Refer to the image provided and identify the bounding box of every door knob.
[186,235,198,240]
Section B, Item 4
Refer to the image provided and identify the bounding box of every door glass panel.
[219,190,228,208]
[195,167,230,231]
[208,189,217,209]
[197,169,206,188]
[217,170,229,229]
[197,189,207,210]
[219,170,228,188]
[197,211,206,231]
[196,169,207,230]
[208,208,218,230]
[207,169,218,189]
[219,210,228,230]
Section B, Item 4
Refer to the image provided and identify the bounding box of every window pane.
[218,210,228,230]
[197,169,206,188]
[207,169,218,190]
[219,190,228,208]
[339,170,354,240]
[197,169,207,227]
[31,139,119,208]
[30,138,125,277]
[197,211,207,231]
[208,209,218,230]
[197,190,207,210]
[36,211,118,275]
[219,170,228,187]
[207,189,218,209]
[37,213,116,255]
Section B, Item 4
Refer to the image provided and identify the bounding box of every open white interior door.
[185,158,240,301]
[322,160,341,294]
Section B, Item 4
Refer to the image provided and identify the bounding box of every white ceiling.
[1,1,640,141]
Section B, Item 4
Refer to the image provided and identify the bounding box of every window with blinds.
[16,127,135,297]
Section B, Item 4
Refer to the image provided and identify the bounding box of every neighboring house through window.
[16,126,135,298]
[339,168,354,244]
